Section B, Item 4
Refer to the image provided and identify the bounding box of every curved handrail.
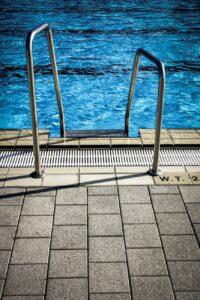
[26,23,65,177]
[125,48,165,175]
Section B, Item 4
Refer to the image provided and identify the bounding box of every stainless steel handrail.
[125,48,165,175]
[26,23,65,178]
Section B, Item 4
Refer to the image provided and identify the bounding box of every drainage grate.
[65,129,126,138]
[0,149,200,168]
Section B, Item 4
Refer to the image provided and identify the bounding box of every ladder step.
[65,129,127,138]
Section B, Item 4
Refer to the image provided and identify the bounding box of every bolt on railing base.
[148,169,162,176]
[30,171,45,178]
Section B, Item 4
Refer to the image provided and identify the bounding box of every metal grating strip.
[65,129,126,138]
[0,149,200,168]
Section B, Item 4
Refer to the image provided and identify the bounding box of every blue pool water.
[0,0,200,137]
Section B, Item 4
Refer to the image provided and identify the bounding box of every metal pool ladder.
[26,23,65,177]
[26,23,165,178]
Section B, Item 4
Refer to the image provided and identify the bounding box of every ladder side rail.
[125,48,165,175]
[26,23,65,178]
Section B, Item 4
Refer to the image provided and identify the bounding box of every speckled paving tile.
[80,174,117,186]
[49,250,87,278]
[89,237,126,262]
[0,182,199,299]
[80,138,111,147]
[131,276,174,300]
[48,138,79,147]
[117,173,154,185]
[89,263,130,293]
[111,138,142,146]
[46,278,88,300]
[3,264,47,296]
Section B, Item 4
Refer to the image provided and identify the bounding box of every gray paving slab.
[81,174,117,186]
[0,188,25,198]
[89,237,126,262]
[2,297,44,300]
[22,196,55,215]
[117,172,154,185]
[186,203,200,223]
[121,204,155,224]
[149,186,179,194]
[124,224,161,248]
[46,278,88,300]
[0,206,21,226]
[80,171,115,182]
[0,188,24,205]
[26,187,56,197]
[51,225,87,249]
[17,216,53,237]
[194,224,200,243]
[0,279,4,299]
[131,276,175,300]
[0,195,23,206]
[5,175,42,187]
[127,248,167,276]
[0,227,16,250]
[152,194,185,212]
[179,186,200,203]
[89,263,130,293]
[0,168,8,175]
[49,250,87,278]
[45,167,79,174]
[156,213,194,234]
[88,195,120,214]
[54,205,87,225]
[56,187,87,204]
[0,175,6,186]
[3,264,47,296]
[119,186,150,203]
[1,183,199,298]
[11,238,50,264]
[0,251,11,279]
[168,261,200,291]
[162,235,200,260]
[90,295,131,300]
[89,214,123,236]
[88,186,118,195]
[175,292,200,300]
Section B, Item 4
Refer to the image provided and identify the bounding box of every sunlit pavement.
[0,185,199,299]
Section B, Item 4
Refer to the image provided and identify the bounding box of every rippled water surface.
[0,0,199,136]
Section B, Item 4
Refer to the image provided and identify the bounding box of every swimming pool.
[0,0,199,137]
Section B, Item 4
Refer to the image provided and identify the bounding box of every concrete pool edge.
[0,128,199,187]
[0,165,200,187]
[0,128,200,149]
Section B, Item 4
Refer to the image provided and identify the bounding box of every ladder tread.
[65,129,127,138]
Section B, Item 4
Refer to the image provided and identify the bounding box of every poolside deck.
[0,128,200,148]
[0,128,199,299]
[0,128,200,187]
[0,185,199,299]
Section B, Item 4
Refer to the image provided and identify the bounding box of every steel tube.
[47,29,65,137]
[26,42,43,178]
[125,48,165,175]
[26,23,65,177]
[150,62,165,175]
[125,53,140,135]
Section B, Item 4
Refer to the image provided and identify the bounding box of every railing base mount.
[31,171,45,178]
[148,169,162,176]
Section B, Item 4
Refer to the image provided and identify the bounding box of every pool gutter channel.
[0,149,200,168]
[0,129,200,168]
